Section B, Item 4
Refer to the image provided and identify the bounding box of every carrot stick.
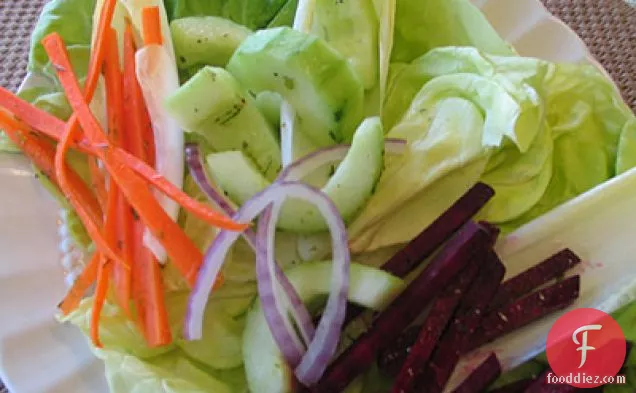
[88,156,107,208]
[43,33,229,286]
[0,111,103,225]
[90,254,112,348]
[142,6,163,46]
[56,116,124,266]
[103,27,133,316]
[1,84,245,231]
[123,23,172,346]
[123,23,155,164]
[58,251,99,315]
[111,147,247,230]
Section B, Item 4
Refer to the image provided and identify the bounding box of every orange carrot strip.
[142,6,163,46]
[112,147,247,231]
[0,111,103,225]
[58,252,99,315]
[88,156,107,208]
[1,85,244,231]
[56,117,124,266]
[90,255,112,348]
[103,27,133,316]
[123,23,155,164]
[44,33,247,233]
[124,24,172,346]
[43,33,213,286]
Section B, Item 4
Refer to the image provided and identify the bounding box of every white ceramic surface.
[0,1,629,392]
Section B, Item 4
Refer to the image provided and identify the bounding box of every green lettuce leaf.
[351,47,636,252]
[28,0,95,74]
[101,350,236,393]
[164,0,291,29]
[391,0,513,63]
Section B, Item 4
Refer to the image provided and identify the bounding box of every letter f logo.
[572,324,603,368]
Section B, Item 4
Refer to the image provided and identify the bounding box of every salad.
[1,0,635,392]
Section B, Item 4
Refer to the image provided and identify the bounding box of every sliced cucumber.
[207,118,385,233]
[206,150,270,204]
[171,16,252,68]
[312,0,379,90]
[277,117,384,232]
[254,91,283,128]
[242,262,405,393]
[166,66,281,180]
[227,26,365,147]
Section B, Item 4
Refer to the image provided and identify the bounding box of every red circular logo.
[546,308,626,388]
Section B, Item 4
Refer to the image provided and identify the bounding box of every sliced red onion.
[259,184,350,386]
[184,143,237,214]
[185,146,315,345]
[184,181,350,385]
[257,204,306,364]
[277,138,407,182]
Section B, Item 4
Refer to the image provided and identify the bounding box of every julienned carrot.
[0,111,103,226]
[90,254,112,348]
[133,232,172,346]
[0,82,245,230]
[42,33,223,286]
[123,23,155,164]
[0,87,92,150]
[85,0,118,102]
[104,27,133,316]
[124,20,171,345]
[58,252,99,315]
[88,156,107,208]
[142,6,163,46]
[111,147,247,230]
[56,116,125,266]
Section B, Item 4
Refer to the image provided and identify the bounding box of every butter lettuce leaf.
[164,0,292,29]
[352,47,635,251]
[392,0,513,63]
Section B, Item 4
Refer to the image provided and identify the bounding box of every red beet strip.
[378,325,422,377]
[452,251,506,344]
[414,254,507,393]
[391,262,482,393]
[378,251,505,378]
[488,378,536,393]
[450,353,501,393]
[310,221,497,392]
[382,183,494,277]
[344,183,495,325]
[490,249,580,309]
[465,275,580,353]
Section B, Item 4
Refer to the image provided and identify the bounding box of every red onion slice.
[277,138,407,182]
[255,182,351,384]
[185,146,315,345]
[256,203,306,364]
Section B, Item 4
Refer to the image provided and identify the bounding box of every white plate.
[0,1,630,392]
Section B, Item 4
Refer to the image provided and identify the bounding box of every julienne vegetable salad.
[1,0,635,391]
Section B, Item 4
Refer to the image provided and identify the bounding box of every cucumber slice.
[166,66,281,180]
[171,16,252,68]
[277,117,385,232]
[312,0,379,90]
[206,150,270,204]
[254,91,283,128]
[227,26,365,147]
[242,262,405,393]
[207,118,385,233]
